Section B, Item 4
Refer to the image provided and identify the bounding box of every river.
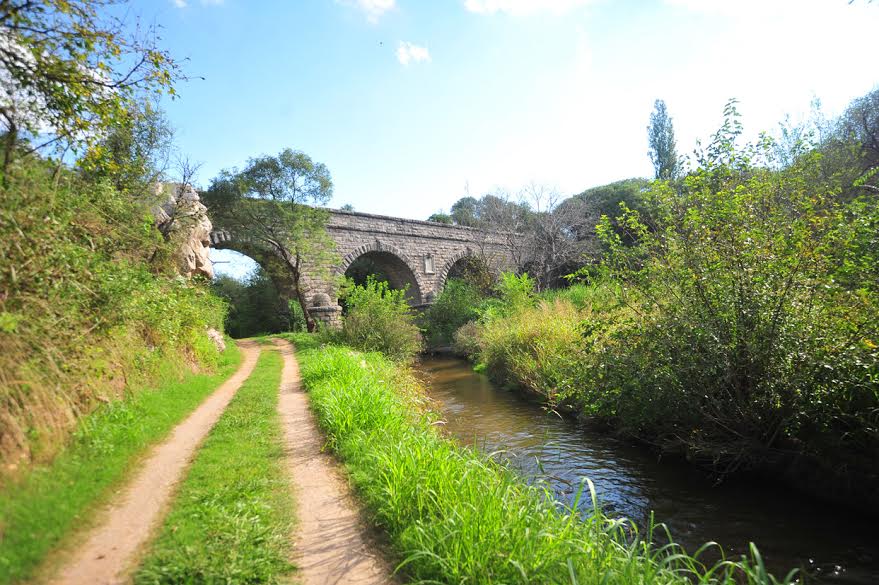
[417,356,879,584]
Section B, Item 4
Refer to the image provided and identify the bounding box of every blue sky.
[137,0,877,273]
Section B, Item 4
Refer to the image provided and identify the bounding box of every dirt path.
[273,339,394,585]
[47,340,261,585]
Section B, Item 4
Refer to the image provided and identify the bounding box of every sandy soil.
[273,339,395,585]
[47,340,261,585]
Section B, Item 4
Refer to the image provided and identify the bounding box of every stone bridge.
[210,208,514,327]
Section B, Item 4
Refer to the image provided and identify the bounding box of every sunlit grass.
[289,333,797,585]
[0,342,242,585]
[134,347,294,585]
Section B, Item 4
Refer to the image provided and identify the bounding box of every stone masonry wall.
[302,209,513,306]
[212,207,515,327]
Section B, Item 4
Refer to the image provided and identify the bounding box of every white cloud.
[396,41,431,66]
[339,0,395,23]
[464,0,592,15]
[172,0,187,7]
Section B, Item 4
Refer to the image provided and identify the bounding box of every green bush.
[592,112,879,477]
[212,268,302,338]
[335,276,422,362]
[421,278,483,347]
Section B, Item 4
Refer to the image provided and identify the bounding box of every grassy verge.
[0,341,242,585]
[134,346,293,584]
[288,333,795,585]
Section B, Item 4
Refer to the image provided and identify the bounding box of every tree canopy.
[0,1,183,171]
[203,148,335,332]
[647,99,680,180]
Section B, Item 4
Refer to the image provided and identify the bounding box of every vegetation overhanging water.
[418,355,879,585]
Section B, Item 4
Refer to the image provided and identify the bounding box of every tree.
[562,178,650,250]
[212,268,300,338]
[427,212,453,224]
[597,107,879,475]
[204,148,336,332]
[450,196,479,226]
[520,184,587,290]
[0,1,183,173]
[78,99,174,194]
[836,87,879,192]
[647,99,680,180]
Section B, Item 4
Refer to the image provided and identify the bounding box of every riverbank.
[448,278,879,513]
[420,355,879,584]
[287,332,794,585]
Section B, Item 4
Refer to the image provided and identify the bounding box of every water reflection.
[418,356,879,585]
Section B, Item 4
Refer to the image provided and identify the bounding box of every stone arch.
[337,241,427,305]
[436,248,477,292]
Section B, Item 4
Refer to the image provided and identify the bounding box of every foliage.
[426,211,453,223]
[0,343,241,584]
[292,337,796,585]
[647,99,680,180]
[212,269,303,338]
[461,104,879,505]
[135,348,293,585]
[475,299,587,399]
[595,106,879,478]
[449,195,480,226]
[0,156,226,470]
[335,276,422,362]
[0,1,182,170]
[203,148,336,332]
[421,278,483,347]
[78,100,174,195]
[476,271,536,321]
[563,178,650,248]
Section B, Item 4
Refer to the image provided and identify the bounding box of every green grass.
[134,347,293,585]
[288,332,797,585]
[0,341,242,585]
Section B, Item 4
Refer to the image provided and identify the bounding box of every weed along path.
[47,340,261,585]
[273,339,394,585]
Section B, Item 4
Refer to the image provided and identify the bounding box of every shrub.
[475,299,586,402]
[593,110,879,480]
[459,109,879,504]
[336,276,422,362]
[421,278,483,348]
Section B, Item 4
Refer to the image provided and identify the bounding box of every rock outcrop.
[150,183,214,279]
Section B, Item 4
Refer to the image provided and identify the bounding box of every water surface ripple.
[418,356,879,585]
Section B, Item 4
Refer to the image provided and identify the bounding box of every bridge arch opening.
[438,252,495,295]
[343,250,423,306]
[209,247,303,337]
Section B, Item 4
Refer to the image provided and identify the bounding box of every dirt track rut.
[48,340,261,585]
[273,339,394,585]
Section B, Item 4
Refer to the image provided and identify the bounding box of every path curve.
[273,339,394,585]
[49,340,261,585]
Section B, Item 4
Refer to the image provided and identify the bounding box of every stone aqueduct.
[209,208,514,327]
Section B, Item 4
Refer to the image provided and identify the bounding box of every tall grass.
[0,157,227,472]
[134,347,293,585]
[291,334,795,585]
[0,342,242,585]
